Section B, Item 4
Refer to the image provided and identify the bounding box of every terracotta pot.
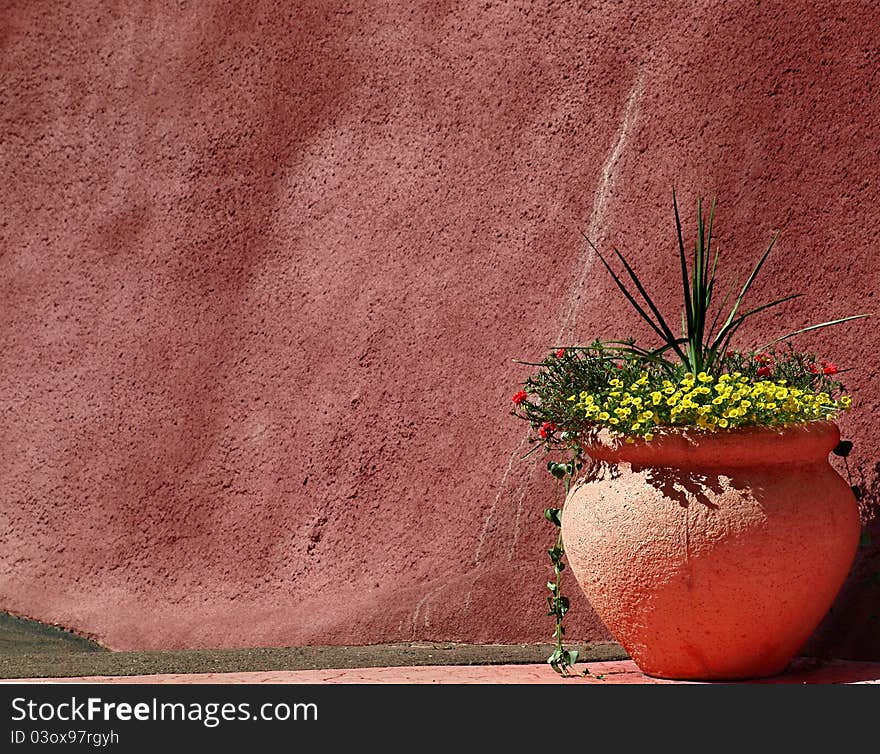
[561,421,860,680]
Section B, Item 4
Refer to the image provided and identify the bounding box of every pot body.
[561,421,860,680]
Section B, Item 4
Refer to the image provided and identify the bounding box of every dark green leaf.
[759,314,872,350]
[544,507,562,527]
[706,198,718,287]
[673,187,694,339]
[613,247,686,363]
[706,277,738,343]
[582,234,674,349]
[718,233,779,338]
[833,440,853,457]
[710,294,803,350]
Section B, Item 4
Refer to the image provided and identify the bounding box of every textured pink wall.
[1,1,878,653]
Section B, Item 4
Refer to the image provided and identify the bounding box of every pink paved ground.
[2,1,879,656]
[13,660,880,685]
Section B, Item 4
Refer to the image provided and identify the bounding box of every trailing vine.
[544,450,585,676]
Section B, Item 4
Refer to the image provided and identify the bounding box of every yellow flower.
[571,369,849,439]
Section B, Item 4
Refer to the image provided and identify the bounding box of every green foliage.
[582,189,869,376]
[513,342,849,453]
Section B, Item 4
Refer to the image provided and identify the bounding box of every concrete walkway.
[14,659,880,684]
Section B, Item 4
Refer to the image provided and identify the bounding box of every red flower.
[756,366,772,378]
[822,362,838,375]
[754,352,772,364]
[539,421,556,439]
[556,348,566,358]
[511,390,528,405]
[615,362,624,369]
[725,350,736,358]
[808,363,820,375]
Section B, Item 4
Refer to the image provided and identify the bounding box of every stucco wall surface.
[1,1,878,652]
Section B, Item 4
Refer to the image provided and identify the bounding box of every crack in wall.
[556,72,644,343]
[476,71,644,568]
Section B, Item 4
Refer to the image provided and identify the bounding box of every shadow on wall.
[807,460,880,660]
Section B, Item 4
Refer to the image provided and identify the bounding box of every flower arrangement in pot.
[511,191,870,680]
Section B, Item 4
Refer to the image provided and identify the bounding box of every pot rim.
[579,419,841,468]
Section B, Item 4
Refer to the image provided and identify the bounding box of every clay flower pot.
[561,420,860,680]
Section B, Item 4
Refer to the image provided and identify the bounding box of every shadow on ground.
[0,612,627,680]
